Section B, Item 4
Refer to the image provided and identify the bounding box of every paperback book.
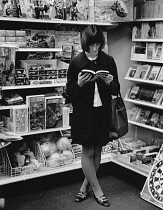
[138,65,151,79]
[134,108,151,125]
[132,42,147,59]
[128,85,140,100]
[137,87,155,103]
[128,106,139,121]
[151,89,163,105]
[147,66,161,81]
[126,64,139,78]
[156,66,163,82]
[153,43,163,60]
[81,69,109,79]
[132,26,141,39]
[148,112,160,127]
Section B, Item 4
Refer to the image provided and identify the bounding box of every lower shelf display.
[0,138,161,187]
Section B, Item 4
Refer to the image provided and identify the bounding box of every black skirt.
[72,106,109,146]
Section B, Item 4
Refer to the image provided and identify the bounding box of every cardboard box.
[94,0,133,23]
[20,59,68,85]
[45,96,63,129]
[26,95,45,131]
[20,59,68,77]
[10,105,28,133]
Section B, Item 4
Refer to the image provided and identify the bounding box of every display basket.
[0,141,45,177]
[46,151,75,168]
[38,143,75,168]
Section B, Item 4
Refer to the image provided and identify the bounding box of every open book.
[81,69,109,79]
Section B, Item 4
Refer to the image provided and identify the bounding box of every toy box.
[20,59,68,85]
[45,96,63,129]
[10,105,28,134]
[26,95,45,131]
[64,0,89,21]
[19,0,35,19]
[0,45,16,86]
[94,0,133,23]
[25,29,55,48]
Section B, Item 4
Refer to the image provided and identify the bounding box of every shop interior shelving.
[0,16,151,208]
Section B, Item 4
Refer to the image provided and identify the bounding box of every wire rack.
[0,141,45,177]
[38,142,75,168]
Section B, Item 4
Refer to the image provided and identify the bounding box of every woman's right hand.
[77,72,93,87]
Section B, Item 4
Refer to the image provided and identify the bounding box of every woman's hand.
[77,72,93,87]
[100,73,113,85]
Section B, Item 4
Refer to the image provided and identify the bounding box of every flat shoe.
[92,191,110,207]
[75,191,88,202]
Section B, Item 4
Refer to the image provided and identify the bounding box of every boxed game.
[10,105,28,134]
[45,96,63,129]
[94,0,133,23]
[28,30,55,48]
[26,95,45,131]
[64,0,89,21]
[0,45,16,86]
[19,0,35,19]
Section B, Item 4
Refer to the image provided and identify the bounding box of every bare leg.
[80,145,102,193]
[80,145,103,197]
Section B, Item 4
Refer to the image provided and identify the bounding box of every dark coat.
[66,50,120,142]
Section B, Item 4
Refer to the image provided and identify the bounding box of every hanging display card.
[141,144,163,209]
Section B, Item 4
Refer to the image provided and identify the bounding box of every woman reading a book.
[66,25,120,207]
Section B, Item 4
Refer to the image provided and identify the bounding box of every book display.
[125,1,163,206]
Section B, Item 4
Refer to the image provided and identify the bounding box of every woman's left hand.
[100,73,113,85]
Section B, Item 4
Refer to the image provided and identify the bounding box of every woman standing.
[66,24,120,207]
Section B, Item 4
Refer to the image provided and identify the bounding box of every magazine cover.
[141,144,163,209]
[94,0,133,23]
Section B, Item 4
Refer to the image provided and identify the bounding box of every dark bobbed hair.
[81,25,105,52]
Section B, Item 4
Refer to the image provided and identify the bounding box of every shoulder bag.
[109,91,128,140]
